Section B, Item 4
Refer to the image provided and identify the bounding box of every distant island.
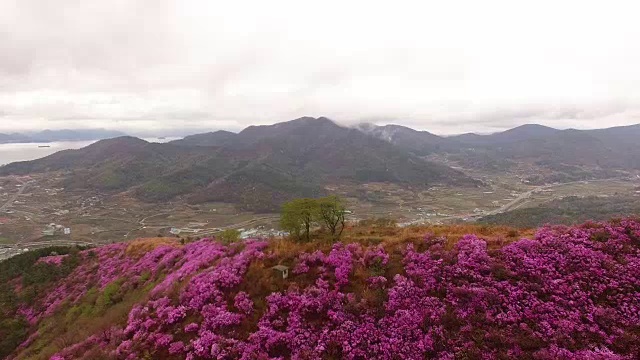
[0,129,127,144]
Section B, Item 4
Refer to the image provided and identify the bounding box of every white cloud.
[0,0,639,135]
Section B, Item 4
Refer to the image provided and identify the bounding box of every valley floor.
[1,172,640,261]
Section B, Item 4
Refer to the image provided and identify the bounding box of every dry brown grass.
[125,237,182,258]
[260,223,535,271]
[288,223,536,253]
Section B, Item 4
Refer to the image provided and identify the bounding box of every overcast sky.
[1,0,639,136]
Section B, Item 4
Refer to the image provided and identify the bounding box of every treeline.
[280,196,347,241]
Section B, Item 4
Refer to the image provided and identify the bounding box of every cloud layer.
[1,0,639,135]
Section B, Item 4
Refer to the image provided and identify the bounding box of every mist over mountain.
[360,122,640,178]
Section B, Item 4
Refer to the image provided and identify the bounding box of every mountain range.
[0,129,126,144]
[360,122,640,160]
[0,117,474,210]
[360,122,640,183]
[1,117,639,209]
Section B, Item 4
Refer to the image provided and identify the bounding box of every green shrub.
[0,318,28,358]
[139,271,151,283]
[95,280,124,313]
[219,229,241,245]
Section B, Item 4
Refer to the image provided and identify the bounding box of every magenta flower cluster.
[36,254,69,266]
[22,239,226,324]
[33,220,640,359]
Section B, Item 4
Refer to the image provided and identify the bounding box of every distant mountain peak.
[85,136,149,150]
[511,123,556,130]
[291,116,317,121]
[355,122,454,155]
[283,116,338,126]
[213,129,237,135]
[170,130,238,147]
[98,135,148,144]
[504,123,558,134]
[239,117,343,140]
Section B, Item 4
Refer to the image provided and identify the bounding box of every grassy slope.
[1,224,532,359]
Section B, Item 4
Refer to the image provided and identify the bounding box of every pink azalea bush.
[11,220,640,359]
[36,254,69,266]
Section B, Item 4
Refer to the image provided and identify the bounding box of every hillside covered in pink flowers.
[1,220,640,359]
